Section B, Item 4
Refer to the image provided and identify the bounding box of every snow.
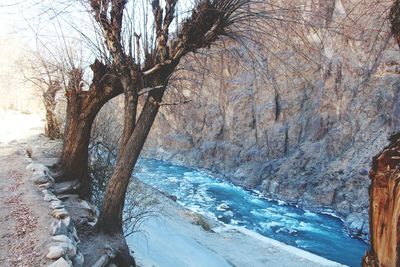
[127,191,346,267]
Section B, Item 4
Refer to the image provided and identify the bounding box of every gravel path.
[0,110,57,266]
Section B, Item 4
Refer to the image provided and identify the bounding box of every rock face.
[143,0,400,239]
[362,133,400,267]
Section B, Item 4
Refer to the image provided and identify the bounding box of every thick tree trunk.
[111,233,136,267]
[61,111,95,198]
[362,133,400,267]
[97,90,163,233]
[60,62,122,198]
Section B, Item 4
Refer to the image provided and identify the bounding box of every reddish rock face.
[363,133,400,267]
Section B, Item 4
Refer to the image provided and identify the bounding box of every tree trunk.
[362,133,400,267]
[43,82,62,139]
[61,110,95,198]
[44,107,62,139]
[97,89,163,233]
[60,63,122,198]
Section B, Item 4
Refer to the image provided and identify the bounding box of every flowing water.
[134,158,369,267]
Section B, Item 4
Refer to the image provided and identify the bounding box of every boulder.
[53,180,80,195]
[31,174,52,185]
[56,241,76,257]
[50,200,65,210]
[51,208,69,219]
[52,235,73,244]
[43,190,58,202]
[46,246,65,259]
[39,182,53,189]
[50,220,69,236]
[27,163,52,177]
[61,216,74,232]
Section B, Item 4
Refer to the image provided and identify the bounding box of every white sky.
[0,0,194,46]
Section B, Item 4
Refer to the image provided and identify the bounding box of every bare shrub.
[123,178,163,237]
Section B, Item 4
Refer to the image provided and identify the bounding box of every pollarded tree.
[83,0,259,264]
[61,61,124,197]
[24,52,64,140]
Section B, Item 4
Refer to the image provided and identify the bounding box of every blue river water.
[133,158,369,267]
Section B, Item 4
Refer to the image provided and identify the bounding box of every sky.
[0,0,195,48]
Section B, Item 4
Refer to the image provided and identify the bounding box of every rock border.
[26,162,84,267]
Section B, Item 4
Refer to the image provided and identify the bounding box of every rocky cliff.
[143,0,400,240]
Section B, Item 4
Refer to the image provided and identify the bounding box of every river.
[133,158,369,267]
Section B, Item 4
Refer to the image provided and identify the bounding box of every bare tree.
[24,52,64,139]
[64,0,261,264]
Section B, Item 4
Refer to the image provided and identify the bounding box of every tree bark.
[362,133,400,267]
[61,108,95,198]
[43,82,62,139]
[60,63,122,198]
[97,88,164,233]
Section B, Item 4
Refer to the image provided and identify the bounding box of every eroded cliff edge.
[143,0,400,240]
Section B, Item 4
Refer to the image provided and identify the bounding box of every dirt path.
[0,110,60,266]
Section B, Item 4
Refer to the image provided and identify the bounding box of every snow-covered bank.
[127,188,345,267]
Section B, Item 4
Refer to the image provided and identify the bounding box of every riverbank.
[0,110,347,266]
[127,182,345,267]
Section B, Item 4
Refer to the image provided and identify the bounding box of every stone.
[61,216,74,231]
[52,235,72,244]
[52,233,77,247]
[43,190,58,202]
[71,227,79,242]
[27,163,52,177]
[57,194,79,200]
[79,200,92,210]
[50,200,65,210]
[50,220,69,236]
[31,174,51,184]
[46,245,65,259]
[39,182,53,189]
[40,157,61,168]
[57,241,76,257]
[47,257,72,267]
[51,208,69,219]
[53,180,80,195]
